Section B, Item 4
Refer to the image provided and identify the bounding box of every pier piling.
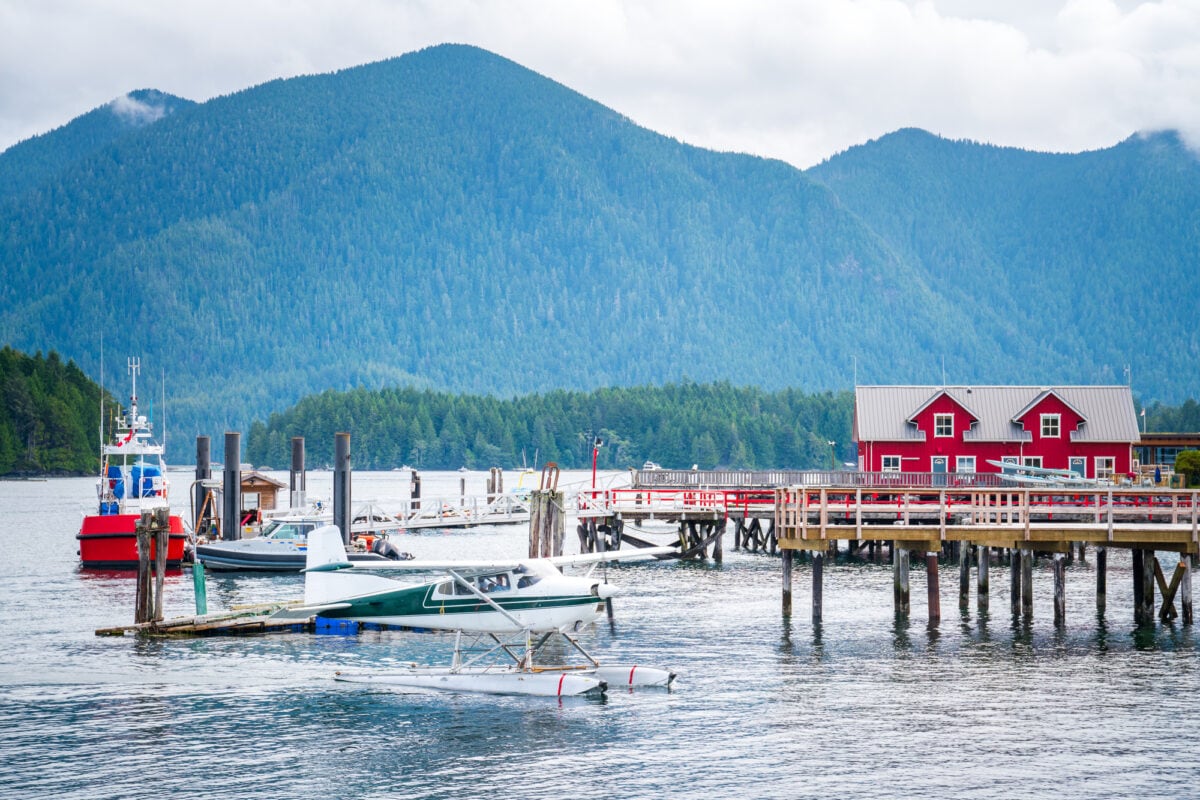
[781,549,793,615]
[893,545,910,616]
[812,551,824,623]
[194,436,210,532]
[1021,549,1033,619]
[333,433,351,546]
[290,437,306,508]
[222,432,240,541]
[1096,546,1107,615]
[926,552,940,624]
[959,544,970,610]
[977,545,990,612]
[1010,549,1021,617]
[1182,554,1194,625]
[1053,553,1066,625]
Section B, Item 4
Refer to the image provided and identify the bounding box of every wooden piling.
[713,518,724,562]
[977,545,990,612]
[812,551,824,623]
[1096,545,1107,615]
[1010,548,1021,617]
[333,432,351,546]
[194,435,210,532]
[135,513,153,623]
[959,543,970,610]
[926,552,940,624]
[781,548,793,615]
[222,432,241,541]
[153,507,168,622]
[1133,549,1146,625]
[893,545,910,616]
[411,469,421,511]
[1021,549,1033,619]
[1141,549,1156,625]
[1182,554,1193,625]
[1053,552,1066,626]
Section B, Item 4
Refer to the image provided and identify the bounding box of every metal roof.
[854,385,1140,443]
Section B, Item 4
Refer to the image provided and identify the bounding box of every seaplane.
[273,526,677,697]
[987,459,1100,487]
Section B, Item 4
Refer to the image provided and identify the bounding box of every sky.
[1,0,1198,168]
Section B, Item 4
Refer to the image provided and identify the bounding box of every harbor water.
[1,470,1198,799]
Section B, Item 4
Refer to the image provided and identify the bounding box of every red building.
[853,385,1140,480]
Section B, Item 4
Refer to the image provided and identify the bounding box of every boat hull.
[333,668,607,697]
[196,543,395,572]
[77,513,188,568]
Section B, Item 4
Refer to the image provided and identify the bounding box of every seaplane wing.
[546,547,677,568]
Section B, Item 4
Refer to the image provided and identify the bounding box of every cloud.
[108,93,167,126]
[1,1,1199,166]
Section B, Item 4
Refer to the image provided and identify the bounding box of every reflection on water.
[1,473,1199,799]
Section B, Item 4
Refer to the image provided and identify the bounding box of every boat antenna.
[99,331,105,452]
[162,367,167,452]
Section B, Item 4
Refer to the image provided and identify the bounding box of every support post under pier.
[894,545,910,616]
[926,552,940,624]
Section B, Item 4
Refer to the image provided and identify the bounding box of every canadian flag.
[115,430,136,447]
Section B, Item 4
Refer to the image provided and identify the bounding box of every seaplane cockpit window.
[478,573,510,593]
[435,580,477,596]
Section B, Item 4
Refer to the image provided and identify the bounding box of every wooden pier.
[775,485,1198,626]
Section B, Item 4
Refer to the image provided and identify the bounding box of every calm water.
[1,470,1197,799]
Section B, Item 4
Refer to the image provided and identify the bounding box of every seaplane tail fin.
[304,525,354,606]
[304,525,403,607]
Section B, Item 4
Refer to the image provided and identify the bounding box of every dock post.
[977,545,990,612]
[713,519,724,562]
[1021,549,1033,618]
[959,544,970,610]
[781,549,793,615]
[222,432,241,541]
[192,559,208,616]
[1010,548,1022,617]
[135,512,153,623]
[152,507,168,622]
[1096,546,1107,615]
[1182,554,1193,625]
[290,437,306,508]
[194,435,210,532]
[528,486,564,558]
[333,432,351,546]
[1053,552,1066,626]
[893,545,910,616]
[926,552,940,624]
[411,470,421,511]
[812,550,824,623]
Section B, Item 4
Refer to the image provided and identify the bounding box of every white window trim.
[955,456,976,473]
[1041,413,1061,438]
[934,413,954,438]
[881,455,901,472]
[1095,456,1115,480]
[1023,457,1043,468]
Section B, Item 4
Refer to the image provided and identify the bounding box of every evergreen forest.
[0,348,112,475]
[245,383,855,471]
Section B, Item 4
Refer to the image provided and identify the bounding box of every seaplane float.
[272,526,677,698]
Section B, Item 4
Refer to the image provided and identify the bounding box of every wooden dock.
[774,485,1197,627]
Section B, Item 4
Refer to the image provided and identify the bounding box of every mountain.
[0,89,193,202]
[806,128,1200,398]
[0,44,1197,462]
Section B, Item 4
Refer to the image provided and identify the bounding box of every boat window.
[269,524,302,541]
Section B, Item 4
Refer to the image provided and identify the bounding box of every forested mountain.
[1,44,1197,462]
[0,89,193,202]
[806,128,1200,398]
[245,383,854,471]
[0,348,112,475]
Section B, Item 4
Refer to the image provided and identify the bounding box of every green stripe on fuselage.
[322,583,598,620]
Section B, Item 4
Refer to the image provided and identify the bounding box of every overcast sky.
[2,0,1198,168]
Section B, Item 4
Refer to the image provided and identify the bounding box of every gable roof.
[854,385,1140,443]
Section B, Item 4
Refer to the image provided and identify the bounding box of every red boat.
[77,358,189,568]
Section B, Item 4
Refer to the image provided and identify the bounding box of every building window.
[1041,414,1060,438]
[1095,457,1115,481]
[881,455,901,472]
[956,456,976,473]
[934,414,953,437]
[1023,457,1043,469]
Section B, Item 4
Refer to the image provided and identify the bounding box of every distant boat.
[642,461,662,471]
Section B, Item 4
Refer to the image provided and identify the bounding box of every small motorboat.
[195,512,412,571]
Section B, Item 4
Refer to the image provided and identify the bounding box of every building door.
[932,456,948,486]
[1069,457,1086,478]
